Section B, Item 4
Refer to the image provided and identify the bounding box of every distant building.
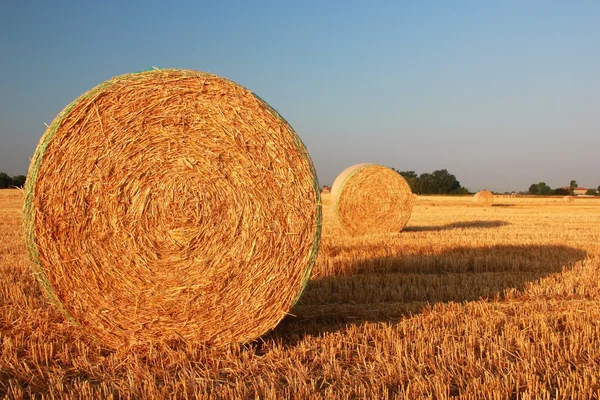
[561,187,589,196]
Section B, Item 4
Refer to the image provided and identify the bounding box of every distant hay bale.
[563,195,575,203]
[473,190,494,207]
[321,186,331,194]
[330,163,413,235]
[23,69,321,349]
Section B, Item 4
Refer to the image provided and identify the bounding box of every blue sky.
[1,1,598,192]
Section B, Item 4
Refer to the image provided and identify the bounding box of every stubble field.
[1,189,600,399]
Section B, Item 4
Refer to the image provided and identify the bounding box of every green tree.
[394,168,467,195]
[11,175,26,188]
[528,183,539,195]
[418,170,465,194]
[418,172,434,194]
[554,187,570,196]
[431,169,463,194]
[585,189,597,196]
[537,182,553,195]
[570,180,578,195]
[395,170,419,193]
[0,172,12,189]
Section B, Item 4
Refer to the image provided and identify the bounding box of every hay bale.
[473,190,494,207]
[23,69,321,348]
[330,163,413,235]
[563,195,575,203]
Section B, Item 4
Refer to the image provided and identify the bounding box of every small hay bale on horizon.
[23,68,321,349]
[330,163,414,236]
[473,190,494,207]
[563,195,575,203]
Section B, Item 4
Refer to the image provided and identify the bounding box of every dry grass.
[22,69,321,349]
[330,164,413,236]
[2,189,600,399]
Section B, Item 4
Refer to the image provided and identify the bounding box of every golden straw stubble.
[330,163,414,236]
[473,190,495,207]
[24,69,321,348]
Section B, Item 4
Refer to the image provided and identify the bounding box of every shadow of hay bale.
[272,244,587,339]
[404,220,510,232]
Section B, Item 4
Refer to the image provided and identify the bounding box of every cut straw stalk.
[23,69,321,349]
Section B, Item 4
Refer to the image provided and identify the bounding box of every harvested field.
[2,189,600,399]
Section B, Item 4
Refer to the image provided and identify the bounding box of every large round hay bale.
[473,190,494,207]
[330,163,413,235]
[23,69,321,348]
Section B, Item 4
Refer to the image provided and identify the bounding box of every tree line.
[0,173,26,189]
[394,169,469,195]
[528,180,599,196]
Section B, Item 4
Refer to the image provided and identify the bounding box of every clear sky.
[1,1,598,192]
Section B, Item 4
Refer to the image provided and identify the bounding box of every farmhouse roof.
[561,187,588,191]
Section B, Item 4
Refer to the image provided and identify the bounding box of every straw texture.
[473,190,494,207]
[330,163,413,236]
[23,69,321,348]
